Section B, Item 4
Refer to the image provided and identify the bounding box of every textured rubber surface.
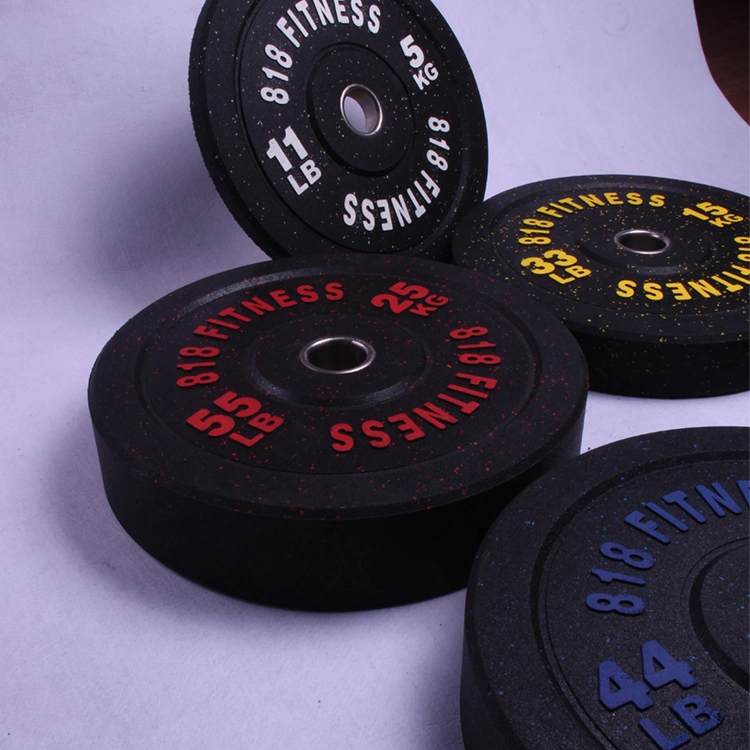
[190,0,487,261]
[453,175,750,397]
[88,254,587,610]
[462,426,749,748]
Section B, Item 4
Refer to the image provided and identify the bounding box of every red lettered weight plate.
[462,426,749,748]
[189,0,487,261]
[453,175,750,398]
[88,255,587,610]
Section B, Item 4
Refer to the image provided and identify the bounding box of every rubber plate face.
[462,426,749,749]
[189,0,487,261]
[453,175,750,398]
[88,255,586,611]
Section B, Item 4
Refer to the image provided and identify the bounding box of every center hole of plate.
[614,229,671,254]
[341,84,383,136]
[301,337,376,374]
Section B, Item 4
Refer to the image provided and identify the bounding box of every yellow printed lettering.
[616,280,636,298]
[550,273,575,285]
[549,201,574,214]
[521,256,555,274]
[712,276,744,293]
[626,192,643,206]
[666,282,691,300]
[537,206,563,219]
[558,197,584,210]
[687,280,722,298]
[683,207,709,221]
[723,271,750,285]
[604,191,623,205]
[566,265,591,278]
[649,194,665,207]
[578,193,605,208]
[643,282,664,301]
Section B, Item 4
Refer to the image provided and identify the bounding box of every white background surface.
[1,0,748,747]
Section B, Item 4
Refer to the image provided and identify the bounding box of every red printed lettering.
[297,284,319,303]
[214,391,262,418]
[206,317,239,330]
[269,289,298,308]
[241,296,276,315]
[456,372,498,390]
[193,325,229,341]
[437,392,480,414]
[362,420,391,448]
[249,413,284,433]
[325,282,344,300]
[387,413,426,441]
[412,402,458,429]
[219,307,251,323]
[330,423,355,452]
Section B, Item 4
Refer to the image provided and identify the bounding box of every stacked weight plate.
[88,254,587,609]
[189,0,488,261]
[462,427,749,748]
[453,175,750,398]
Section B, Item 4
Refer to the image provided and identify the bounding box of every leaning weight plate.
[189,0,487,261]
[88,254,587,610]
[462,426,749,749]
[453,175,750,398]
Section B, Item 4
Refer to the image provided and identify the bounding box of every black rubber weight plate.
[189,0,487,261]
[462,426,749,749]
[453,175,750,398]
[88,254,587,610]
